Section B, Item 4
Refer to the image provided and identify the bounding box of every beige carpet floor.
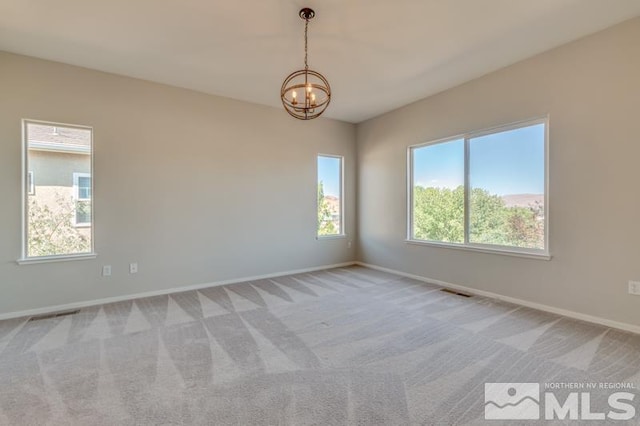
[0,266,639,425]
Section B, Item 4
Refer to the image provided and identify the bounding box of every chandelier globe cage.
[280,8,331,120]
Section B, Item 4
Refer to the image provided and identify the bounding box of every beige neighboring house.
[27,122,92,236]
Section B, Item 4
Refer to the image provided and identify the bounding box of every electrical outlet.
[347,240,352,248]
[102,265,112,277]
[130,263,138,274]
[629,281,640,296]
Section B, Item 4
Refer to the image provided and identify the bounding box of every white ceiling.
[1,1,639,123]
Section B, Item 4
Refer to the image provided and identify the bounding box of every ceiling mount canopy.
[280,7,331,120]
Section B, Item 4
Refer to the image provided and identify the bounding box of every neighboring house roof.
[27,123,91,154]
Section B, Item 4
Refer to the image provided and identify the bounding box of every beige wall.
[0,51,356,316]
[30,150,90,188]
[357,18,640,327]
[29,150,91,218]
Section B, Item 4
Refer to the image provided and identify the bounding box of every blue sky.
[318,156,341,197]
[413,123,545,196]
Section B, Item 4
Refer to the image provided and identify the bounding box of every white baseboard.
[356,261,640,335]
[0,261,357,321]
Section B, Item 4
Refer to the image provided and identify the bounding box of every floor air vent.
[29,309,81,322]
[440,288,472,298]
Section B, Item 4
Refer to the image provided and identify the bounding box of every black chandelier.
[280,8,331,120]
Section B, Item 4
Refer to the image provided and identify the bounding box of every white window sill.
[317,234,347,240]
[17,253,98,265]
[405,240,551,261]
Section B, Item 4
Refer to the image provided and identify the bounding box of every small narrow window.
[317,155,344,237]
[22,120,94,260]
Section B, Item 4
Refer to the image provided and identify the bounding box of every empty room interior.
[1,1,640,424]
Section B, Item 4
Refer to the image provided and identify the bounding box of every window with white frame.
[22,120,94,260]
[73,172,92,226]
[317,155,344,237]
[409,118,548,256]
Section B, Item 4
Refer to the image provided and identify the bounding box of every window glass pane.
[469,123,545,249]
[78,176,91,199]
[76,201,91,225]
[412,139,465,243]
[317,155,342,236]
[26,122,93,257]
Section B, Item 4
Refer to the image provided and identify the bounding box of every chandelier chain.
[304,18,309,69]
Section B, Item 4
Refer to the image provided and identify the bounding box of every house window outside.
[73,172,92,227]
[409,118,548,256]
[22,120,94,260]
[317,155,344,237]
[27,171,35,195]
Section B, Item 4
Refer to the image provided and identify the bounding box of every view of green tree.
[317,181,338,236]
[28,194,91,257]
[503,204,544,248]
[413,185,544,249]
[469,188,512,246]
[413,186,464,243]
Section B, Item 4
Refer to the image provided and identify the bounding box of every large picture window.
[409,118,548,256]
[21,120,94,261]
[317,155,344,237]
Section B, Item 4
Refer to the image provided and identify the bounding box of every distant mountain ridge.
[324,195,340,213]
[501,194,543,208]
[326,193,540,210]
